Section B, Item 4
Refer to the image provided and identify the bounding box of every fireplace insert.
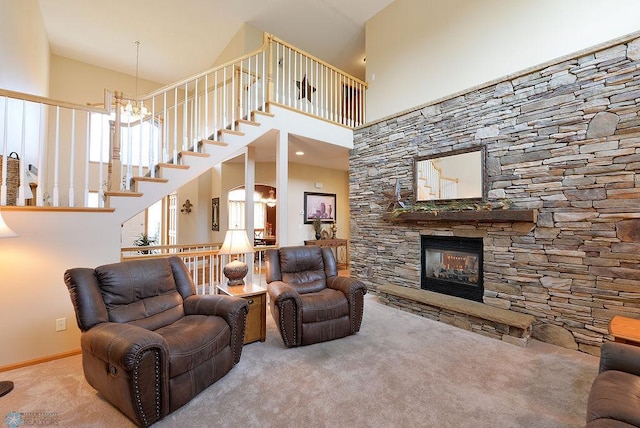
[421,235,483,302]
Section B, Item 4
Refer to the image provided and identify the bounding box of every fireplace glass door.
[421,236,483,302]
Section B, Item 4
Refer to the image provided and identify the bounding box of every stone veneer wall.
[350,33,640,356]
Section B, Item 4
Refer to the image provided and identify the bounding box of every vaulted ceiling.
[38,0,394,85]
[38,0,394,171]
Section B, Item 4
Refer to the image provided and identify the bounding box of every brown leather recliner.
[265,245,367,347]
[64,256,248,427]
[586,342,640,427]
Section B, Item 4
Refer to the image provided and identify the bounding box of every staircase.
[106,110,276,223]
[0,33,366,219]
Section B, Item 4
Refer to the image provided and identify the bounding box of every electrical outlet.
[55,318,67,332]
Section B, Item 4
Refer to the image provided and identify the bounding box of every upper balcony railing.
[0,33,367,208]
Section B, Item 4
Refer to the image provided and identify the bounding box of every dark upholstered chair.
[586,342,640,427]
[64,256,248,426]
[265,245,367,347]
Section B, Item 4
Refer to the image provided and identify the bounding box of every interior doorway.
[228,184,277,246]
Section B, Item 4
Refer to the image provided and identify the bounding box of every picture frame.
[211,197,219,231]
[304,192,336,224]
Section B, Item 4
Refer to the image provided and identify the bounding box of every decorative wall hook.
[181,199,193,215]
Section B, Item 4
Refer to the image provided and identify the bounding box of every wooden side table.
[304,238,349,267]
[609,316,640,346]
[217,283,266,344]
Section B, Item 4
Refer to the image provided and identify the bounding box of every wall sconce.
[180,199,193,215]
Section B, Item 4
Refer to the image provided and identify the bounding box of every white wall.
[0,210,121,367]
[0,0,49,96]
[365,0,640,122]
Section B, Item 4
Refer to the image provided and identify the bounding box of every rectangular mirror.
[414,147,486,202]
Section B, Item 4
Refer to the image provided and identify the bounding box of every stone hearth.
[377,284,535,346]
[350,32,640,356]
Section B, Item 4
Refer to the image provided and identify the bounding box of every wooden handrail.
[0,88,109,114]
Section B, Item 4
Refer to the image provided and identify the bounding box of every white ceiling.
[38,0,391,171]
[38,0,393,84]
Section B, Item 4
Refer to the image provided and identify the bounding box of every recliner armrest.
[599,342,640,375]
[267,280,303,305]
[183,294,248,364]
[327,276,367,298]
[267,281,303,347]
[183,294,248,322]
[81,322,169,371]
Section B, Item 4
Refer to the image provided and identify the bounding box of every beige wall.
[0,0,49,96]
[212,23,265,67]
[365,0,640,122]
[0,210,121,367]
[220,161,349,246]
[50,55,162,106]
[287,163,349,245]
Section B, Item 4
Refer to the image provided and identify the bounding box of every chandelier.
[122,40,149,120]
[261,189,277,207]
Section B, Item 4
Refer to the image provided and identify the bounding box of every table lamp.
[219,229,254,286]
[0,210,17,397]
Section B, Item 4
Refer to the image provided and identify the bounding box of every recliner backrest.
[65,257,196,332]
[266,246,338,294]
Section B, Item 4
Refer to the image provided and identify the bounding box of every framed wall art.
[303,192,336,224]
[211,197,220,231]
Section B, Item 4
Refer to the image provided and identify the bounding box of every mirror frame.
[413,146,487,203]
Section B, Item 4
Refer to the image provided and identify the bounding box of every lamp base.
[0,381,14,397]
[223,259,248,286]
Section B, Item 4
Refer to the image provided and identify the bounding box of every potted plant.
[133,233,158,254]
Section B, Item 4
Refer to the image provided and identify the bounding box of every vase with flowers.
[312,215,322,240]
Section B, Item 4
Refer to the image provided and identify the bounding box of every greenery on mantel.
[388,199,514,218]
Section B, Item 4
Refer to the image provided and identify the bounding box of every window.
[89,112,160,167]
[228,188,266,230]
[87,191,100,208]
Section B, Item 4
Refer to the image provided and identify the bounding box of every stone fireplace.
[349,33,640,356]
[421,235,483,302]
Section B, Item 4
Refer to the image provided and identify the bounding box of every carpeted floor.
[0,295,598,427]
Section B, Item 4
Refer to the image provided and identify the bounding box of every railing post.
[267,34,274,108]
[111,91,123,191]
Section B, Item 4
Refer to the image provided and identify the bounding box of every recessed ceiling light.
[295,151,304,156]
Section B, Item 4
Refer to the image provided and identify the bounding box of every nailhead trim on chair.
[232,307,248,363]
[279,300,296,346]
[351,289,365,333]
[132,349,161,427]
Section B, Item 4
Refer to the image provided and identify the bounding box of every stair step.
[252,110,275,120]
[157,163,190,170]
[200,139,228,147]
[132,177,169,184]
[179,150,210,158]
[130,176,169,193]
[218,128,245,137]
[104,191,143,198]
[236,118,260,127]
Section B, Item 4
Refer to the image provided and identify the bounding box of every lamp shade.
[0,211,17,238]
[219,229,254,255]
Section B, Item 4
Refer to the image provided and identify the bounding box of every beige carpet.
[0,295,598,427]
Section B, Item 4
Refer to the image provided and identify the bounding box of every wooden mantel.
[382,209,537,223]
